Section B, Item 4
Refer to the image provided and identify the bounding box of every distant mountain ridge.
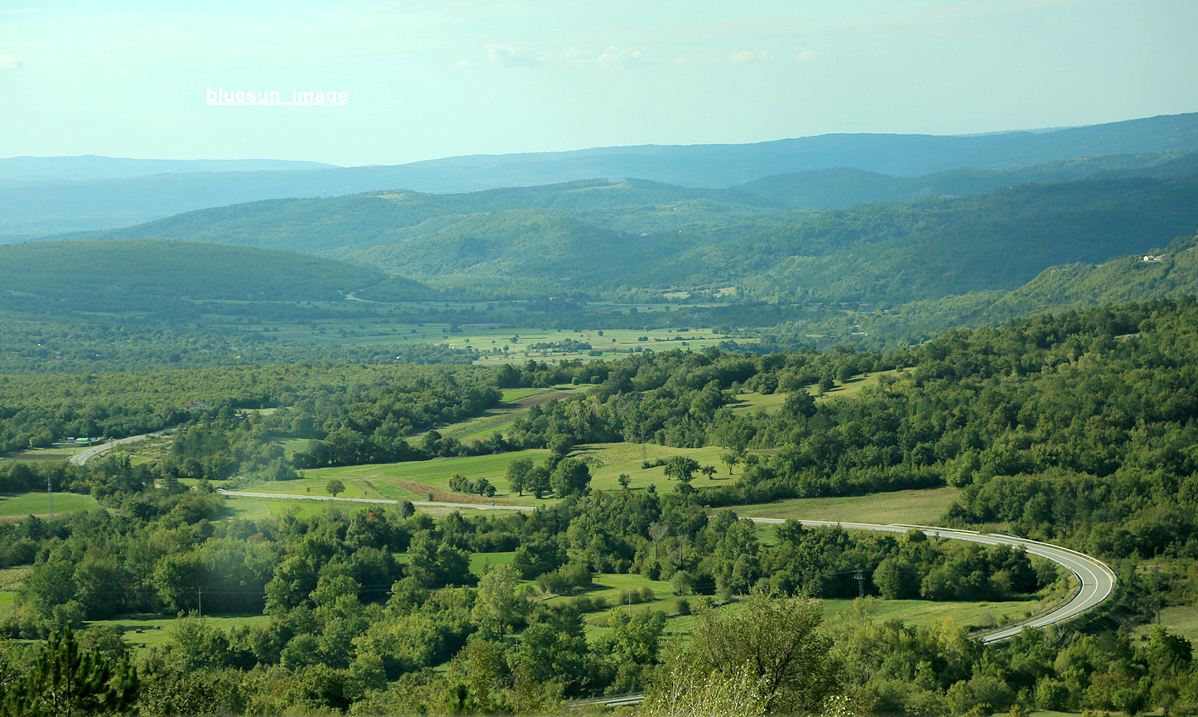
[735,149,1198,209]
[0,156,335,182]
[4,113,1197,235]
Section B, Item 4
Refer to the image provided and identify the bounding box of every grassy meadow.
[0,491,98,519]
[735,487,961,526]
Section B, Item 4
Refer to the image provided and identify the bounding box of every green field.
[1134,605,1198,646]
[730,371,899,416]
[470,551,517,575]
[285,449,552,505]
[201,299,754,364]
[430,387,582,444]
[0,442,89,463]
[0,492,97,519]
[736,487,960,526]
[86,614,271,660]
[535,569,1041,644]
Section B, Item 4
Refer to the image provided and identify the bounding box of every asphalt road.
[68,429,174,466]
[747,518,1117,644]
[581,518,1117,708]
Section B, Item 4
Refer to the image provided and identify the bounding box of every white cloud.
[0,54,23,70]
[796,49,822,61]
[456,58,473,67]
[485,44,541,68]
[729,50,773,63]
[597,46,652,69]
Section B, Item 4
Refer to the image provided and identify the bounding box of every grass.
[544,570,1042,645]
[470,551,517,575]
[86,614,271,660]
[735,487,960,526]
[817,370,899,401]
[0,443,88,463]
[729,371,898,416]
[823,597,1041,632]
[281,449,553,505]
[234,441,781,511]
[0,492,98,519]
[1133,605,1198,646]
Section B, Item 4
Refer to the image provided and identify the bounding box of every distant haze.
[1,1,1195,166]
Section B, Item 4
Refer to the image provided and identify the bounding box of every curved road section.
[69,429,175,466]
[580,518,1117,709]
[749,518,1117,644]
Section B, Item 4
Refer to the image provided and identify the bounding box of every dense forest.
[1,297,1197,714]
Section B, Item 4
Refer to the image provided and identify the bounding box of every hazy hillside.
[59,179,782,255]
[0,238,392,312]
[349,209,646,290]
[54,174,1198,307]
[5,113,1196,235]
[737,149,1198,209]
[851,234,1198,346]
[0,156,334,182]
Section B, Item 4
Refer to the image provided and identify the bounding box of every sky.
[1,0,1196,167]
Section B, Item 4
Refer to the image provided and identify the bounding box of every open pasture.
[0,491,97,519]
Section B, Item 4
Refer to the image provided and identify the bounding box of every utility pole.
[198,589,203,618]
[47,473,54,521]
[1154,565,1161,625]
[855,569,865,599]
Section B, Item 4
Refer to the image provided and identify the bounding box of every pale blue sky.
[1,0,1195,166]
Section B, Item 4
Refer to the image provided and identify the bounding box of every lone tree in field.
[664,456,700,483]
[701,465,718,481]
[505,457,534,496]
[325,479,345,498]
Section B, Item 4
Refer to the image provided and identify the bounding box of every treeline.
[496,298,1198,562]
[4,456,1195,715]
[0,363,497,459]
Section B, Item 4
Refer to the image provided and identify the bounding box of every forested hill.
[59,178,781,255]
[736,148,1198,209]
[60,173,1198,306]
[0,238,401,312]
[850,233,1198,344]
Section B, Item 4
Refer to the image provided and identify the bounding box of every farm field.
[192,298,753,364]
[238,441,748,510]
[0,442,90,463]
[0,491,97,519]
[220,492,497,522]
[429,386,583,444]
[1134,605,1198,646]
[543,569,1042,642]
[729,370,899,416]
[735,487,961,526]
[86,614,271,660]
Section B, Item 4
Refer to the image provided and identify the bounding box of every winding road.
[214,490,1116,643]
[747,519,1117,643]
[578,518,1117,709]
